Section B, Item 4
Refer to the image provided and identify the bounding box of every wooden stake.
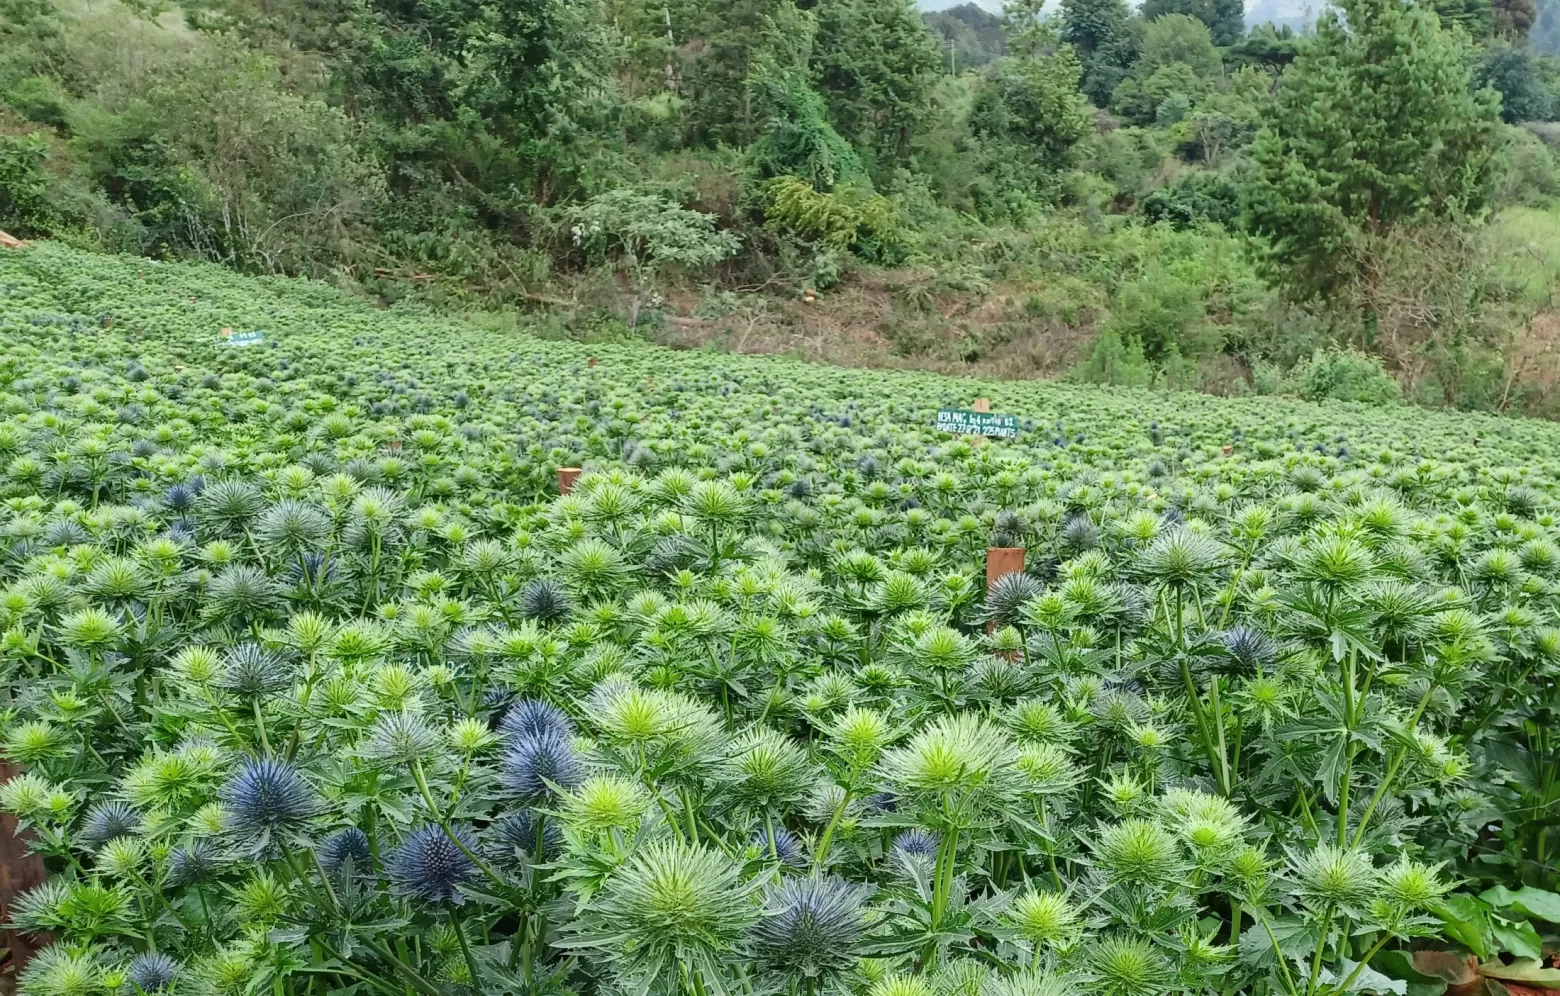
[0,760,47,976]
[557,467,582,495]
[986,546,1025,633]
[972,397,990,447]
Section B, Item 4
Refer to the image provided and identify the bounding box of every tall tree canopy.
[1243,0,1502,299]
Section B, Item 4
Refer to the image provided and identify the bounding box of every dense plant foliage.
[1,244,1559,995]
[7,0,1560,412]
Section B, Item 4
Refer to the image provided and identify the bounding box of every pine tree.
[1242,0,1502,300]
[810,0,942,174]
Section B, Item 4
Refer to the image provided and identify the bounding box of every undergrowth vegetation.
[0,244,1559,996]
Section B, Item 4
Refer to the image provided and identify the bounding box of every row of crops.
[0,241,1557,996]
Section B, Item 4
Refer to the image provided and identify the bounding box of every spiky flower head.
[826,706,892,763]
[1008,699,1074,745]
[1135,530,1225,589]
[126,952,178,993]
[360,710,441,765]
[1379,858,1448,912]
[501,731,583,801]
[1091,819,1185,886]
[317,828,372,876]
[980,970,1078,996]
[878,713,1016,806]
[220,759,316,853]
[1289,843,1377,910]
[1219,625,1278,675]
[727,727,818,814]
[520,579,572,623]
[892,829,940,862]
[1007,889,1079,947]
[869,974,933,996]
[215,642,291,699]
[97,836,147,878]
[78,800,140,848]
[499,698,574,741]
[166,839,221,886]
[570,840,758,994]
[750,875,872,981]
[387,824,476,906]
[1295,534,1376,590]
[753,825,807,867]
[490,810,562,866]
[1087,934,1173,996]
[987,572,1043,629]
[1015,744,1081,796]
[562,774,650,833]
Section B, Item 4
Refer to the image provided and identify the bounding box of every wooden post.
[557,467,582,495]
[986,546,1025,634]
[971,397,990,447]
[0,760,47,980]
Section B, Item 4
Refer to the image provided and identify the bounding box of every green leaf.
[1489,916,1543,960]
[1374,950,1446,986]
[1430,896,1493,960]
[1480,885,1560,924]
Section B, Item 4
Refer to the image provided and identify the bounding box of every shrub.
[0,132,56,235]
[1290,345,1403,404]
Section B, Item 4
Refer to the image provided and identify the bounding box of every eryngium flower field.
[0,243,1557,996]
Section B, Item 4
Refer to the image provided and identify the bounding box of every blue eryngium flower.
[519,579,572,623]
[318,827,372,876]
[220,759,316,852]
[127,951,179,993]
[499,698,574,741]
[167,839,221,886]
[1220,624,1279,675]
[78,800,139,848]
[750,875,872,980]
[387,824,476,905]
[501,731,583,801]
[754,825,807,867]
[161,483,196,512]
[892,829,939,861]
[216,642,291,698]
[490,810,562,865]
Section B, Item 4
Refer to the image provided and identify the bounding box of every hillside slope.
[4,241,1560,479]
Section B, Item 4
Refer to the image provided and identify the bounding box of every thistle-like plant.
[559,839,761,996]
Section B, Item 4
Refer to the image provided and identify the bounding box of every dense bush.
[1,242,1559,996]
[1290,348,1404,405]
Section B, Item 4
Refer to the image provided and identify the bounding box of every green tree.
[674,0,813,146]
[0,133,55,235]
[1110,61,1207,124]
[1137,14,1223,77]
[1429,0,1495,36]
[1060,0,1134,104]
[970,51,1094,174]
[1140,0,1244,45]
[1242,0,1502,299]
[810,0,941,174]
[1491,0,1538,36]
[570,188,742,325]
[1475,42,1554,121]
